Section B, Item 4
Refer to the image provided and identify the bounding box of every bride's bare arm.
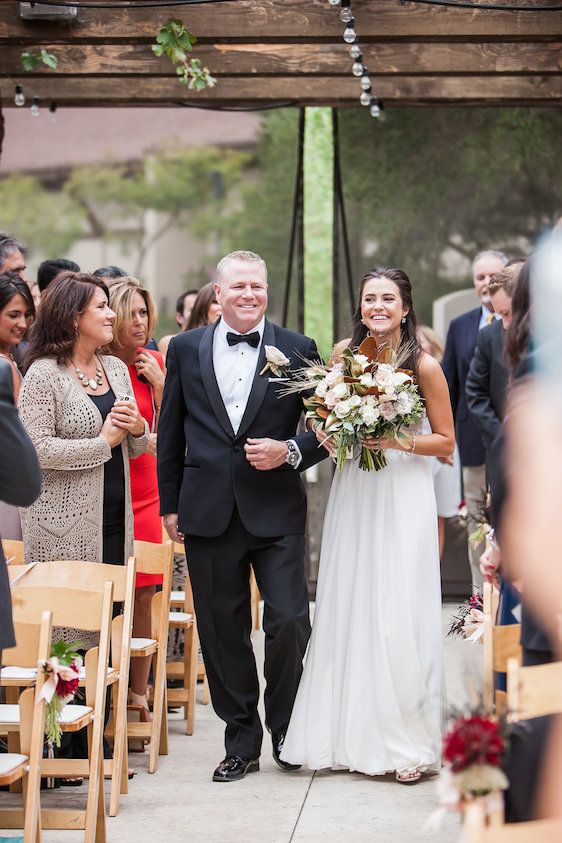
[406,353,454,457]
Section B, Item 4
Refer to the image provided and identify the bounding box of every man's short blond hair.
[215,250,268,285]
[488,263,522,298]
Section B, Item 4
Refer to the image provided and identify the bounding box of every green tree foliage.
[0,173,84,254]
[338,107,562,322]
[63,146,250,275]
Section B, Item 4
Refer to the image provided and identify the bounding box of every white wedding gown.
[281,432,443,776]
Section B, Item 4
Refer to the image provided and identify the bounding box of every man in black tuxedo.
[442,249,508,591]
[466,262,522,459]
[157,250,326,782]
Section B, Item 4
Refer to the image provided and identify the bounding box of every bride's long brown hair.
[349,267,421,376]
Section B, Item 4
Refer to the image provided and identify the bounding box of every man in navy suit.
[442,249,508,590]
[158,251,327,782]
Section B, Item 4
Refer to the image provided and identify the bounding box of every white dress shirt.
[479,306,500,331]
[212,317,302,467]
[213,316,265,435]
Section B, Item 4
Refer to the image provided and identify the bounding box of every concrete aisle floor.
[2,603,482,843]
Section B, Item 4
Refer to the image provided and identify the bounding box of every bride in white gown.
[281,267,455,783]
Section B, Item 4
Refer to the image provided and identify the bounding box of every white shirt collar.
[217,316,265,342]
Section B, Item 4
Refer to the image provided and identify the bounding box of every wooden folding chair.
[3,582,113,843]
[0,609,52,843]
[166,574,198,734]
[2,538,25,565]
[507,658,562,723]
[465,801,562,841]
[6,558,136,817]
[483,581,522,715]
[127,540,173,773]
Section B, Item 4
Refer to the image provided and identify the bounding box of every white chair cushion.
[0,666,37,680]
[0,703,92,725]
[0,753,27,775]
[169,612,193,623]
[170,591,185,603]
[130,637,157,651]
[77,666,116,680]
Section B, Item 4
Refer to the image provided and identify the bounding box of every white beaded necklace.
[73,357,103,391]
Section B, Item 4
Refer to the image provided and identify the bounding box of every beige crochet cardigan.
[18,355,149,565]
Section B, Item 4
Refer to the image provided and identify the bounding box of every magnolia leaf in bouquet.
[315,406,331,420]
[358,336,379,361]
[343,376,360,384]
[324,412,341,431]
[377,346,398,366]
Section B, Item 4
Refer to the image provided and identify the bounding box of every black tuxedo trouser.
[185,507,311,759]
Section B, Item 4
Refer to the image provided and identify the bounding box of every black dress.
[89,390,125,567]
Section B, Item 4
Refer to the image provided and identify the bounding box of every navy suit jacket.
[465,318,509,452]
[157,319,327,538]
[441,307,486,466]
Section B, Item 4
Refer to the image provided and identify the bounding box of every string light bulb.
[328,0,341,5]
[340,7,353,22]
[360,72,371,91]
[351,61,364,77]
[360,89,371,106]
[48,102,57,122]
[370,97,385,120]
[350,44,361,60]
[343,21,357,43]
[30,97,40,117]
[14,85,25,107]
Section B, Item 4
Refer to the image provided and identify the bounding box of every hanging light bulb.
[351,61,363,77]
[370,97,385,120]
[360,89,371,107]
[350,44,361,60]
[48,102,57,122]
[328,0,341,5]
[31,97,40,117]
[14,84,25,107]
[340,7,353,22]
[343,21,356,44]
[360,72,371,91]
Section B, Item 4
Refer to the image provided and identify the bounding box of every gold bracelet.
[405,434,416,455]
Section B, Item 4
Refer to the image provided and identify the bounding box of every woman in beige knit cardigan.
[19,272,149,568]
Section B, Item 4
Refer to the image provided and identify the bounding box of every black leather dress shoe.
[212,755,260,782]
[272,731,301,771]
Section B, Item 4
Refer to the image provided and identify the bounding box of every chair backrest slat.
[9,559,129,601]
[1,539,25,565]
[11,584,111,632]
[507,658,562,722]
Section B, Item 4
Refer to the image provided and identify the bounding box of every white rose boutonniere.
[260,345,291,377]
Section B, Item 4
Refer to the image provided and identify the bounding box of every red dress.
[128,349,164,587]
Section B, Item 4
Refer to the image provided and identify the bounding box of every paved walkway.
[4,603,482,842]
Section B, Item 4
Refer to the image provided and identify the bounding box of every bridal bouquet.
[284,336,423,471]
[38,640,83,747]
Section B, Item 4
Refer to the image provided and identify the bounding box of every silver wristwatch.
[285,440,299,468]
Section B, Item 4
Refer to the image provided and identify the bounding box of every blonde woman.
[107,276,165,715]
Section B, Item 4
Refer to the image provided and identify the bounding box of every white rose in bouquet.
[334,400,352,419]
[325,389,338,409]
[315,378,329,398]
[332,381,350,400]
[325,365,344,387]
[348,395,362,409]
[394,371,413,387]
[359,373,375,388]
[395,392,414,415]
[379,401,398,421]
[361,402,380,427]
[354,354,369,371]
[373,363,395,389]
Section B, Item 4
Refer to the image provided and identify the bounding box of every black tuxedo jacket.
[465,318,509,451]
[0,360,41,650]
[442,307,486,466]
[157,319,326,538]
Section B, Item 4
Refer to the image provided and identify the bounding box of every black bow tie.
[226,331,260,349]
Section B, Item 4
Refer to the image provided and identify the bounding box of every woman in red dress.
[108,276,165,716]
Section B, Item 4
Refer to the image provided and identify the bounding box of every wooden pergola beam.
[1,41,561,77]
[1,1,561,43]
[2,74,560,106]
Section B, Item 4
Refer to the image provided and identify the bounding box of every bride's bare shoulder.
[329,338,351,365]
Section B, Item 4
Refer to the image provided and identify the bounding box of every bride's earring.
[401,316,406,324]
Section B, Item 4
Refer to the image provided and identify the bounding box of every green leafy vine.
[152,19,216,91]
[21,49,58,72]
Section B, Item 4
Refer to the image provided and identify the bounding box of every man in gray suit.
[0,360,41,659]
